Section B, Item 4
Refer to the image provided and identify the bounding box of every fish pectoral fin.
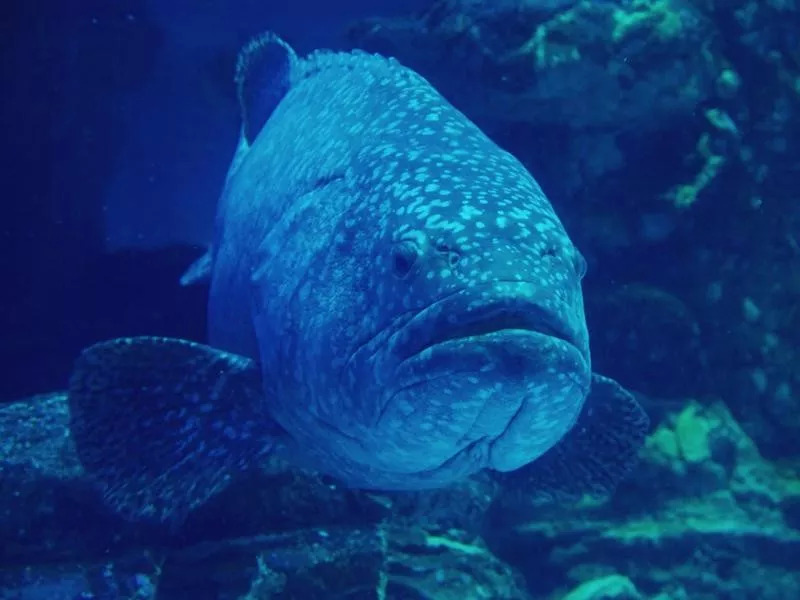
[179,248,213,286]
[500,372,650,500]
[68,336,280,523]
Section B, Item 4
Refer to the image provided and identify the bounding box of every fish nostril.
[392,241,420,279]
[434,240,461,268]
[541,245,558,259]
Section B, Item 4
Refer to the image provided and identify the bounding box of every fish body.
[68,33,648,522]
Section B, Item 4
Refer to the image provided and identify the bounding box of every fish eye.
[574,251,588,279]
[392,240,420,279]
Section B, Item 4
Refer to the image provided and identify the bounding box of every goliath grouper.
[68,33,649,522]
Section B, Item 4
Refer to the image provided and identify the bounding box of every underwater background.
[2,0,799,598]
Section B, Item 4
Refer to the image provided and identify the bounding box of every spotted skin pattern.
[210,35,591,487]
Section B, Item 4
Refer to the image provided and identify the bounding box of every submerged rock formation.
[1,391,798,598]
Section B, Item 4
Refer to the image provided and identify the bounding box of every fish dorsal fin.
[235,32,297,145]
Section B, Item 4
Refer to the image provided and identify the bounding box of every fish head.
[295,146,592,482]
[242,47,591,483]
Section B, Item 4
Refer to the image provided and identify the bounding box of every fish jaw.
[338,282,591,476]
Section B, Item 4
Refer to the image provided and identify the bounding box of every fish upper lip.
[391,287,578,363]
[424,307,569,349]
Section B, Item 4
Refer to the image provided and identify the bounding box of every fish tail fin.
[68,336,280,523]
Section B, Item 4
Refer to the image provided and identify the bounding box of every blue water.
[3,0,432,398]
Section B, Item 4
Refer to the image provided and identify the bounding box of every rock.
[674,404,712,464]
[159,526,526,599]
[562,574,642,600]
[0,393,167,567]
[349,0,720,132]
[347,0,726,207]
[485,400,800,599]
[2,386,800,598]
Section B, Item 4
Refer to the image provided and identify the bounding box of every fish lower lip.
[388,285,581,364]
[432,326,543,345]
[417,314,575,356]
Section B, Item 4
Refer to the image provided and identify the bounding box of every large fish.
[68,32,649,522]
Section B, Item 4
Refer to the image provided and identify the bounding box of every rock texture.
[1,392,798,598]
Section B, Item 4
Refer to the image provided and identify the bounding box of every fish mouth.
[422,309,573,350]
[390,285,582,364]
